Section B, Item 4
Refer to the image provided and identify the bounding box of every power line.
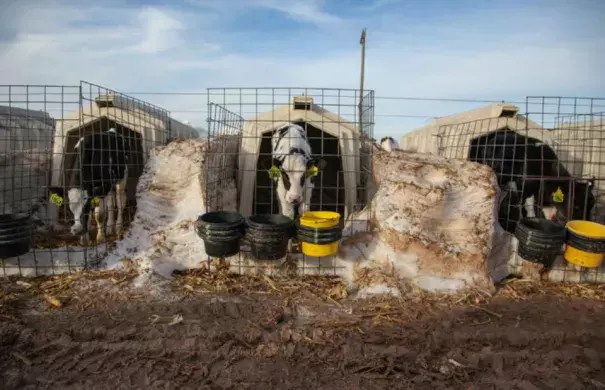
[0,91,604,108]
[123,92,516,104]
[118,93,605,108]
[0,107,438,119]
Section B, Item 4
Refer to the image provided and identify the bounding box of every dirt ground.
[0,271,604,390]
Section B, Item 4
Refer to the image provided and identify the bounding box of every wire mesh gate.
[203,102,244,214]
[0,81,172,277]
[204,87,375,276]
[437,96,605,283]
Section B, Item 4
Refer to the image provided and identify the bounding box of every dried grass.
[497,278,605,301]
[1,266,604,327]
[352,260,400,290]
[346,287,493,327]
[172,266,348,301]
[32,205,136,249]
[0,269,139,319]
[310,278,605,329]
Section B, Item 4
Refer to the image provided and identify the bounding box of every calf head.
[47,186,93,236]
[66,188,94,236]
[263,155,327,205]
[543,178,595,222]
[570,178,596,220]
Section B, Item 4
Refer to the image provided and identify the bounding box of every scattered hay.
[0,269,139,319]
[498,278,605,301]
[1,266,604,327]
[352,260,400,290]
[31,225,88,248]
[32,204,138,249]
[310,278,605,329]
[172,267,348,301]
[328,287,493,328]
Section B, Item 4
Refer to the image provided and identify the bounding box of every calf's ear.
[316,158,327,170]
[260,157,272,170]
[47,186,65,198]
[260,157,281,170]
[307,158,324,169]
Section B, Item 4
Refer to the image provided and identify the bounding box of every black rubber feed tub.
[566,229,605,254]
[196,211,245,258]
[296,222,343,244]
[246,214,294,260]
[514,218,566,268]
[0,213,32,259]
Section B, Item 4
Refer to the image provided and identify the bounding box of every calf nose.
[71,223,83,236]
[288,195,302,204]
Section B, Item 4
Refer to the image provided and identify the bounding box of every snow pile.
[226,149,502,296]
[104,138,237,279]
[335,149,502,294]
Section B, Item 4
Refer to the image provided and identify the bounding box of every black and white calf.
[262,124,326,220]
[48,129,130,245]
[502,177,595,222]
[471,131,596,232]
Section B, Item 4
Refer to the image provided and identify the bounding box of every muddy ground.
[0,274,604,389]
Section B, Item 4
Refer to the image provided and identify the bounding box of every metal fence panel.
[0,82,172,277]
[204,87,375,276]
[436,96,605,283]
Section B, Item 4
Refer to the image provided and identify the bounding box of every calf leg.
[105,191,116,235]
[94,202,106,243]
[87,207,95,233]
[115,181,127,234]
[79,214,92,246]
[524,195,536,218]
[80,231,90,247]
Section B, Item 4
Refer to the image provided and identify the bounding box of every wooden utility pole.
[358,28,367,135]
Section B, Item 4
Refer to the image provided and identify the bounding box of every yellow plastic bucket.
[564,220,605,268]
[298,211,342,257]
[300,241,340,257]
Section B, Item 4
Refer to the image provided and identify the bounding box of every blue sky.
[0,0,604,139]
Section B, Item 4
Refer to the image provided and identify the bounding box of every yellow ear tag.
[49,193,63,207]
[306,164,319,178]
[268,165,281,179]
[91,197,101,207]
[552,187,564,203]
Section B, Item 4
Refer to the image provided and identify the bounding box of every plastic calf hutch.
[237,96,362,219]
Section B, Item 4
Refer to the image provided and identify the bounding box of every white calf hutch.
[237,96,363,220]
[51,94,198,199]
[399,103,554,157]
[399,102,605,284]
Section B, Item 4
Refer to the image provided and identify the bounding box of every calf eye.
[281,171,291,190]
